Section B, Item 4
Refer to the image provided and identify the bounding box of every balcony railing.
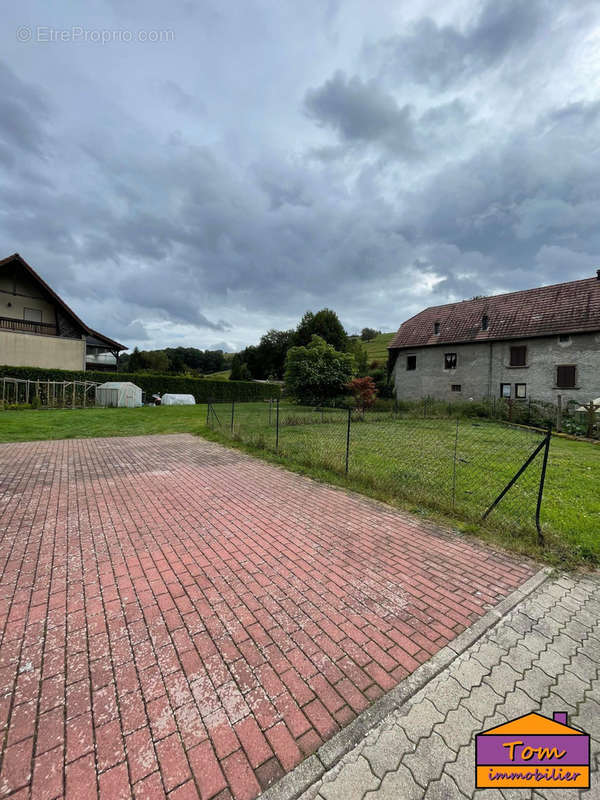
[0,316,58,336]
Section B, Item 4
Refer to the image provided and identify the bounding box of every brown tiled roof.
[0,253,127,351]
[388,275,600,350]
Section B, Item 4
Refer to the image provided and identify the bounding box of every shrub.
[284,336,354,405]
[346,376,378,414]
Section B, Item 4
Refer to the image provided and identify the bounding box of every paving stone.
[506,612,536,635]
[564,651,598,683]
[448,657,487,691]
[443,745,475,797]
[487,623,522,651]
[426,676,468,716]
[532,646,570,679]
[319,756,379,800]
[562,618,591,642]
[397,699,444,744]
[496,687,537,721]
[501,643,536,673]
[515,665,555,701]
[424,772,468,799]
[402,732,455,787]
[365,764,421,800]
[538,692,577,720]
[361,728,413,779]
[434,705,480,751]
[483,661,521,696]
[472,642,507,670]
[571,697,600,740]
[552,670,590,707]
[460,682,504,723]
[547,606,573,625]
[519,630,552,656]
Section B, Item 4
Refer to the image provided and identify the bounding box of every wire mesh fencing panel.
[346,414,457,511]
[453,420,549,539]
[207,400,276,450]
[206,400,555,543]
[276,405,350,473]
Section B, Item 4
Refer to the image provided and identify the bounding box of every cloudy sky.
[2,1,600,352]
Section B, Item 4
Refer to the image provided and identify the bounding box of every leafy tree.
[284,335,354,405]
[127,347,144,372]
[348,339,369,376]
[238,363,252,381]
[229,354,245,380]
[143,350,170,372]
[347,376,378,414]
[257,329,295,379]
[360,327,379,341]
[295,309,348,351]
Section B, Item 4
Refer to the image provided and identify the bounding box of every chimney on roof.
[553,712,568,725]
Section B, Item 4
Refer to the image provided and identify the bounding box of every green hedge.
[0,365,281,403]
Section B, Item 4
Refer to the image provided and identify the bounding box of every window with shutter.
[510,346,527,366]
[556,365,576,388]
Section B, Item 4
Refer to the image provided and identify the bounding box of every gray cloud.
[0,0,599,351]
[304,71,417,155]
[369,0,557,91]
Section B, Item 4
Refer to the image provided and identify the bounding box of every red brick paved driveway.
[0,434,535,800]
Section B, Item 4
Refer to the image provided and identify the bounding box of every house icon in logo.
[476,711,590,789]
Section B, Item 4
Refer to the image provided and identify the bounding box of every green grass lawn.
[0,405,208,441]
[1,402,598,566]
[363,332,394,365]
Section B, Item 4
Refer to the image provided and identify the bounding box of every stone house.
[0,253,126,371]
[388,272,600,405]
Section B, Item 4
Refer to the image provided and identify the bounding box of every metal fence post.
[535,424,552,547]
[231,399,235,433]
[206,400,211,426]
[275,398,280,452]
[345,407,351,474]
[451,418,459,508]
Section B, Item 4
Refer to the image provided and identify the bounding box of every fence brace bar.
[534,424,552,547]
[482,435,549,522]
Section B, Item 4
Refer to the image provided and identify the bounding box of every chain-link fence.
[206,399,555,544]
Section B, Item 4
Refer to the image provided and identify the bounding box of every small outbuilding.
[160,393,196,406]
[96,381,142,408]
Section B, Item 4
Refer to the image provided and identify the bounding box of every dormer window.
[434,321,440,335]
[482,314,489,331]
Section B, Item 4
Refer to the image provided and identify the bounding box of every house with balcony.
[0,253,126,372]
[388,271,600,404]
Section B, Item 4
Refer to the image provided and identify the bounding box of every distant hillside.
[363,332,394,365]
[204,369,231,381]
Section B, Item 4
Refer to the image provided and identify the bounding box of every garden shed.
[96,381,142,408]
[161,393,196,405]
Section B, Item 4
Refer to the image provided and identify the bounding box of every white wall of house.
[0,330,86,371]
[392,332,600,404]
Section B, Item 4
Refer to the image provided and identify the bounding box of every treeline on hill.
[230,309,391,400]
[119,346,230,375]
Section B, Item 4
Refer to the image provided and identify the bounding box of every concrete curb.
[258,566,551,800]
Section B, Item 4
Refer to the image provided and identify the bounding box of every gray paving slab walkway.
[263,572,600,800]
